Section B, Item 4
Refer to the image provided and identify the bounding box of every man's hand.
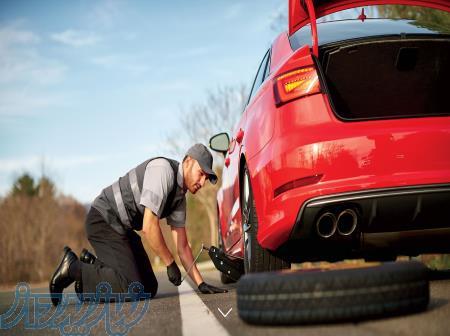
[198,282,228,294]
[167,261,182,286]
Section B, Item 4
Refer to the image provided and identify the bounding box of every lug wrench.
[180,243,207,283]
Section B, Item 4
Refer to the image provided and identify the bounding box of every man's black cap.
[186,143,218,184]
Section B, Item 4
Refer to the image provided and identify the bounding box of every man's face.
[184,157,208,194]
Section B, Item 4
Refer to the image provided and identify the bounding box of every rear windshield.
[290,5,450,50]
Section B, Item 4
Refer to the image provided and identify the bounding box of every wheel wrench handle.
[180,243,205,283]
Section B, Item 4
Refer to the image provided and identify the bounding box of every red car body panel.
[219,115,246,254]
[252,108,450,249]
[218,1,450,259]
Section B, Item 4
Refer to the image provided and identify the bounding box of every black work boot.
[80,248,96,264]
[49,246,78,306]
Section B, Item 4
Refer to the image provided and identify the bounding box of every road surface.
[0,267,449,336]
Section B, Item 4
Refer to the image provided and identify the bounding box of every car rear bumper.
[247,100,450,252]
[277,183,450,262]
[294,183,450,237]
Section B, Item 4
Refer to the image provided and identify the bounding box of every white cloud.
[50,29,101,47]
[0,154,112,174]
[0,24,40,48]
[0,23,67,86]
[0,154,117,201]
[28,63,67,85]
[0,48,67,85]
[0,89,66,117]
[90,53,150,76]
[0,156,43,174]
[0,23,68,123]
[52,155,112,169]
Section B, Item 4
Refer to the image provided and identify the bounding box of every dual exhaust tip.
[316,209,358,238]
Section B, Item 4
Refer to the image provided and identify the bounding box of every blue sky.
[0,0,284,203]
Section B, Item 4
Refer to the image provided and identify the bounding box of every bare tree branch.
[166,84,247,245]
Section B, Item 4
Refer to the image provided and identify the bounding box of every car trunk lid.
[289,0,450,56]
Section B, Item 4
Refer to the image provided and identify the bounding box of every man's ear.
[185,156,197,170]
[183,155,192,166]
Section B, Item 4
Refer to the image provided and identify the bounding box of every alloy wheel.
[242,168,252,272]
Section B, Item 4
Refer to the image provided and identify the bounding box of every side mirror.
[209,133,230,155]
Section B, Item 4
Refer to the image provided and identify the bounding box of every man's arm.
[142,207,174,266]
[171,226,204,286]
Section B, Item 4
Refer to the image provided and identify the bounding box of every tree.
[1,175,89,283]
[378,5,450,33]
[37,176,56,198]
[167,85,247,161]
[11,174,38,197]
[167,85,247,246]
[271,4,450,35]
[270,3,287,34]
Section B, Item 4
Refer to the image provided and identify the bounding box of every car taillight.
[273,66,320,106]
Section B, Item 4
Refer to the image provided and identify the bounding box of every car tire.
[241,165,291,273]
[237,261,430,325]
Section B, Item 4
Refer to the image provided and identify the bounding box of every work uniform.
[80,157,187,298]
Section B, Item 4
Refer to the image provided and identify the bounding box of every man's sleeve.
[140,160,174,218]
[167,196,186,228]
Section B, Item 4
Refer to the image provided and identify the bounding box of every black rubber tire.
[237,261,429,325]
[241,165,291,273]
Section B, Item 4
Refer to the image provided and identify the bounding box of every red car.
[209,0,450,280]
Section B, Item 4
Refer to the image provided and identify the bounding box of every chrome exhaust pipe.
[316,212,337,238]
[337,209,358,236]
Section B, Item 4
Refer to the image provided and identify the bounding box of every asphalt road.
[1,267,449,336]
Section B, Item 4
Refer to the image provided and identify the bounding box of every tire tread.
[237,261,430,325]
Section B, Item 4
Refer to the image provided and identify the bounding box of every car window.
[247,50,270,105]
[263,50,271,82]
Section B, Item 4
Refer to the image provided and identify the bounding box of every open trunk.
[319,36,450,120]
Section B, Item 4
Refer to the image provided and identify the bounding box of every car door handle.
[236,129,244,144]
[225,157,230,168]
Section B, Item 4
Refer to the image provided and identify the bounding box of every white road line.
[178,281,230,336]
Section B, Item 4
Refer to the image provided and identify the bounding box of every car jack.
[180,244,244,283]
[204,245,244,281]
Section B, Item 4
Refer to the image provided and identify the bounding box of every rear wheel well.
[239,154,247,204]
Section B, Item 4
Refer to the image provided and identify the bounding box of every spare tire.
[237,261,429,325]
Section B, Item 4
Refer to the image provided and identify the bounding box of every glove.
[198,282,228,294]
[167,261,182,286]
